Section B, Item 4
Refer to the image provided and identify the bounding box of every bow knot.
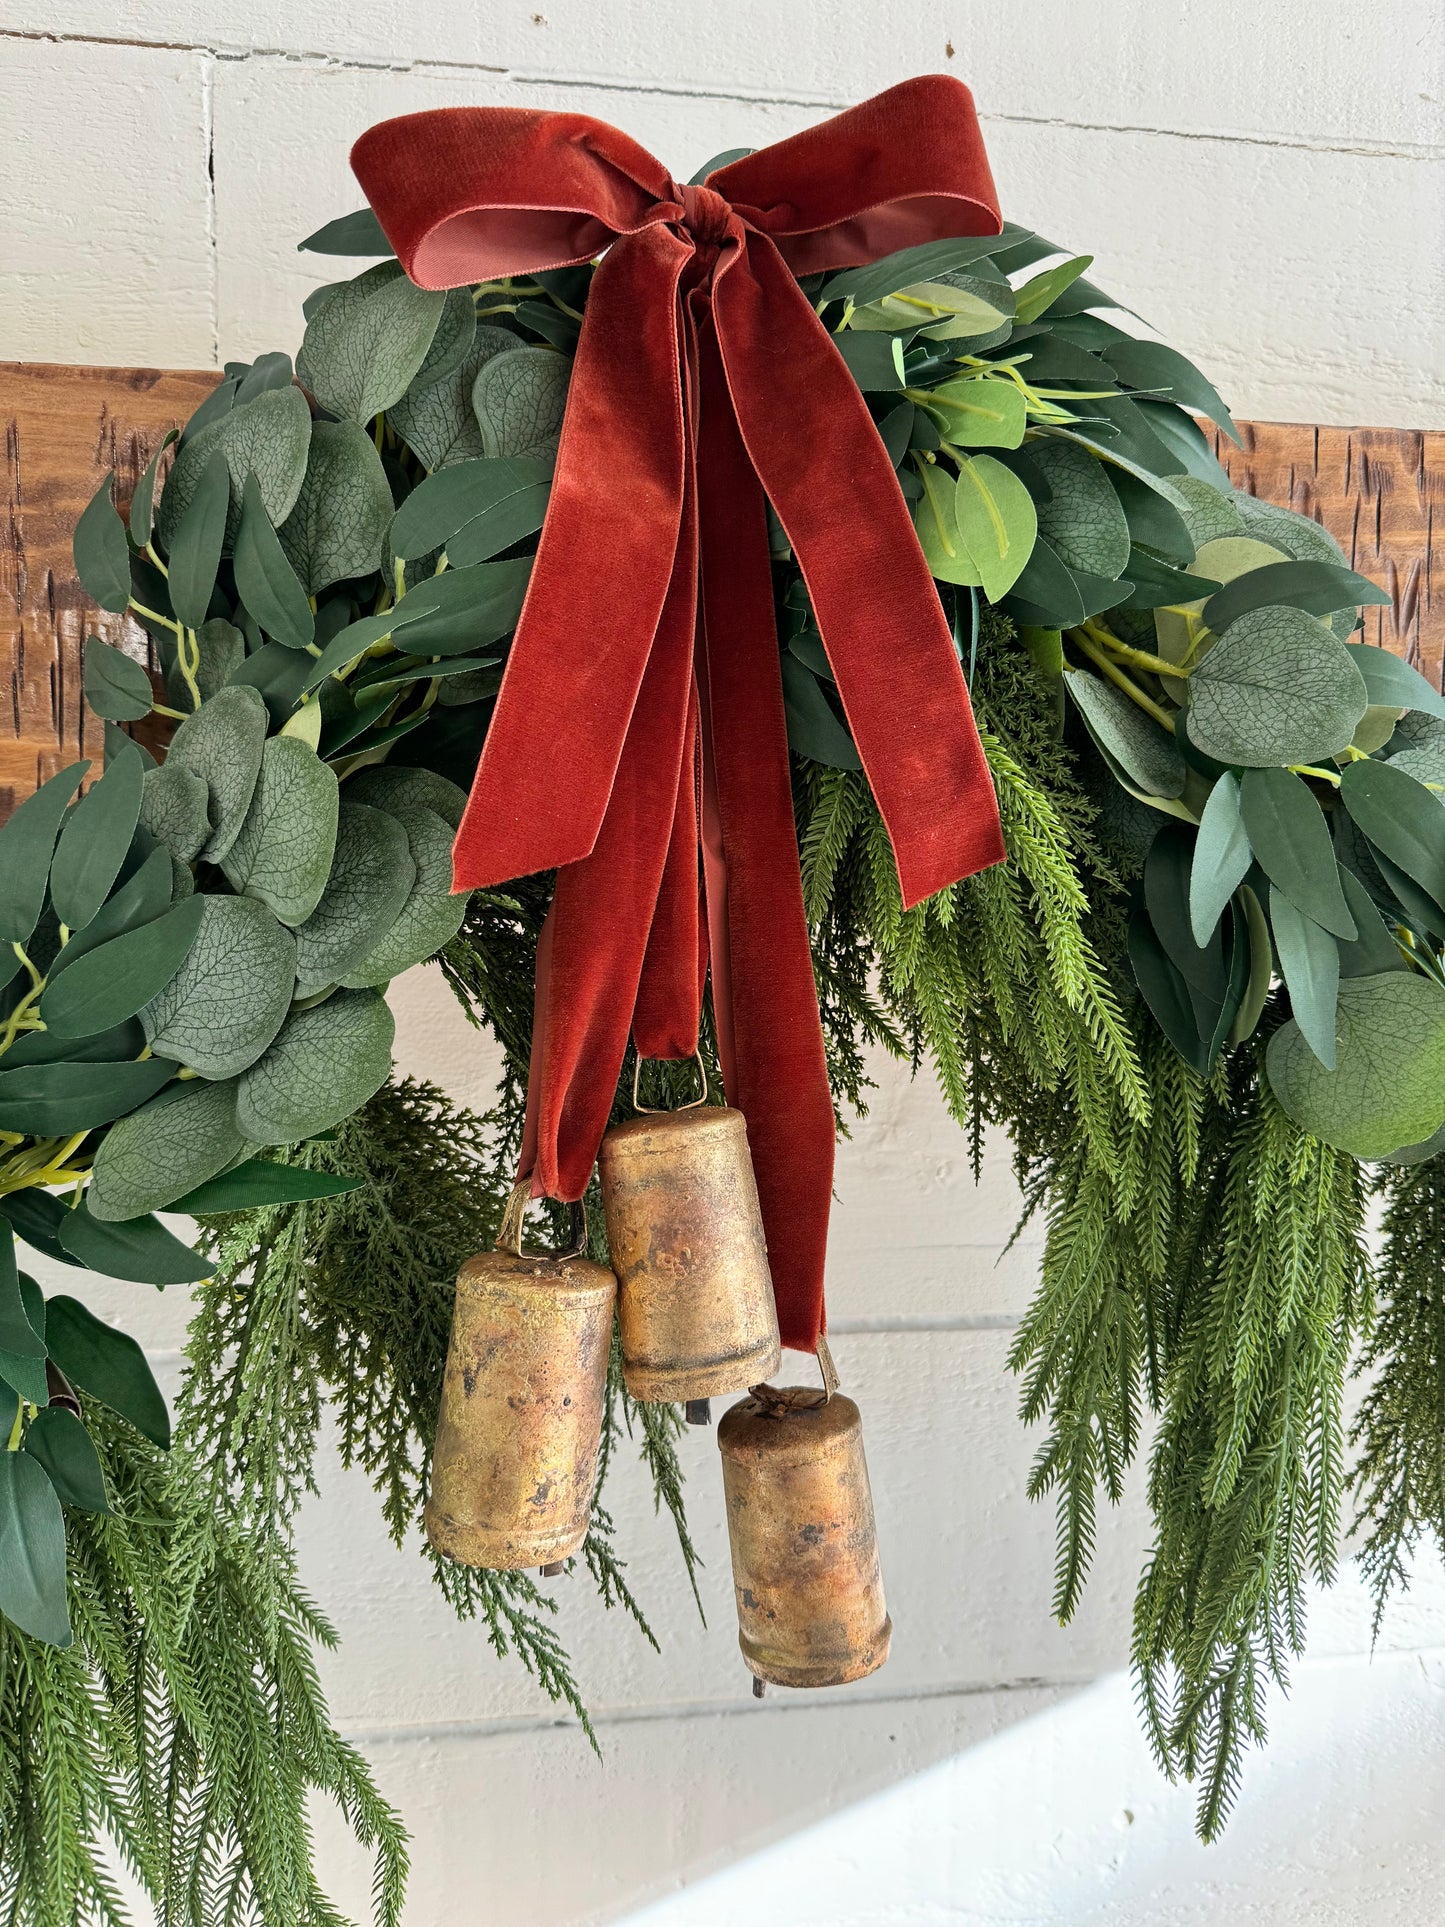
[352,75,1008,1350]
[674,181,741,250]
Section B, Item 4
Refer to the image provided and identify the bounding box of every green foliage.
[0,1403,407,1927]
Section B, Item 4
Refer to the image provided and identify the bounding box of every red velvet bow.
[352,74,1007,1351]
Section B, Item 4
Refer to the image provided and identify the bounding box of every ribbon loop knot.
[352,74,1008,1351]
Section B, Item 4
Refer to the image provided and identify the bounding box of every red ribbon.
[353,74,1007,1351]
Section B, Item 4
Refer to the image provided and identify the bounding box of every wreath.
[2,79,1443,1921]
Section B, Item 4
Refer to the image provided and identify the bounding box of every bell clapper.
[685,1399,712,1427]
[539,1560,566,1578]
[752,1676,766,1699]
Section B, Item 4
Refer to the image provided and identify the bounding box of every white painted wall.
[4,5,1445,1919]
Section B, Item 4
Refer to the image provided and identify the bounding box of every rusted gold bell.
[598,1059,781,1405]
[718,1354,891,1691]
[424,1184,616,1572]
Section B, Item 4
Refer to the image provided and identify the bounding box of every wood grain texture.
[0,361,218,817]
[1,365,1441,819]
[1211,421,1445,693]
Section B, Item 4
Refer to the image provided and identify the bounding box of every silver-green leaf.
[88,1079,252,1222]
[1266,970,1445,1158]
[157,384,312,551]
[220,736,339,926]
[293,802,416,993]
[277,420,394,595]
[234,989,395,1144]
[164,683,268,863]
[1186,605,1368,767]
[473,346,570,461]
[297,262,447,425]
[141,893,296,1077]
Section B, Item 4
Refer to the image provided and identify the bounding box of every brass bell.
[717,1357,891,1690]
[424,1184,616,1572]
[598,1058,781,1404]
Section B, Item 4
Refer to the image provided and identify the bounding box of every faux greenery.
[3,166,1443,1914]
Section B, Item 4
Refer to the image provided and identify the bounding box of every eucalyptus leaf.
[1104,338,1239,442]
[1026,438,1131,578]
[235,989,395,1144]
[0,763,88,946]
[24,1408,109,1514]
[1269,886,1340,1068]
[1064,670,1185,799]
[1335,864,1408,977]
[913,461,978,586]
[298,263,446,424]
[277,420,393,595]
[164,683,268,864]
[39,894,205,1038]
[49,847,172,972]
[193,618,246,702]
[1202,561,1388,636]
[1234,492,1347,569]
[1128,895,1206,1072]
[0,1057,174,1136]
[157,384,312,551]
[138,760,210,864]
[1105,466,1196,565]
[1238,767,1356,939]
[83,637,154,722]
[129,429,178,547]
[221,735,340,926]
[141,893,296,1077]
[391,456,552,563]
[1188,772,1252,944]
[1266,971,1445,1158]
[950,453,1037,600]
[1013,255,1094,324]
[780,657,861,770]
[473,346,571,462]
[835,332,906,392]
[1172,476,1245,547]
[298,207,394,256]
[294,802,416,992]
[167,449,230,629]
[3,1019,145,1068]
[0,1451,71,1645]
[169,1158,363,1214]
[88,1078,251,1221]
[821,236,1009,308]
[0,1243,43,1359]
[1340,758,1445,909]
[344,764,467,829]
[73,475,131,613]
[1346,643,1445,721]
[43,1296,170,1447]
[49,745,144,930]
[338,806,468,986]
[58,1199,210,1285]
[1186,606,1367,767]
[922,377,1026,449]
[389,325,518,472]
[234,475,315,650]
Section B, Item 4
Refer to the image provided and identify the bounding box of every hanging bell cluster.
[425,1058,889,1693]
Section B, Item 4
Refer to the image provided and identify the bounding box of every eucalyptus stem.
[1071,629,1176,729]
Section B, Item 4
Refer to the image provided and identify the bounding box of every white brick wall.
[4,8,1445,1918]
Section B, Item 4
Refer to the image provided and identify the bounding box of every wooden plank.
[1211,421,1445,692]
[1,361,218,817]
[2,363,1442,820]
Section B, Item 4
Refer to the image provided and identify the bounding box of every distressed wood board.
[2,361,1441,820]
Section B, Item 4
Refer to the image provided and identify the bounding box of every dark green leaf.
[167,449,230,629]
[73,475,131,613]
[1346,643,1445,721]
[82,637,154,723]
[1202,560,1389,636]
[1063,670,1186,799]
[58,1200,211,1285]
[1120,552,1222,607]
[1128,893,1206,1071]
[1104,467,1196,565]
[129,430,178,546]
[48,847,171,974]
[0,1451,71,1645]
[48,744,145,930]
[0,1191,81,1269]
[1189,772,1252,944]
[821,235,1008,308]
[235,989,395,1143]
[1104,339,1239,442]
[0,1238,44,1359]
[391,455,552,562]
[298,207,394,256]
[44,1295,170,1445]
[1269,886,1340,1068]
[1335,863,1407,977]
[2,1019,145,1068]
[1237,768,1355,938]
[1340,758,1445,909]
[0,762,88,945]
[1267,971,1445,1158]
[0,1059,175,1135]
[40,893,205,1037]
[170,1158,363,1214]
[234,474,315,649]
[835,332,906,392]
[1130,401,1232,488]
[780,656,860,769]
[1186,606,1367,766]
[234,353,296,404]
[24,1407,109,1513]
